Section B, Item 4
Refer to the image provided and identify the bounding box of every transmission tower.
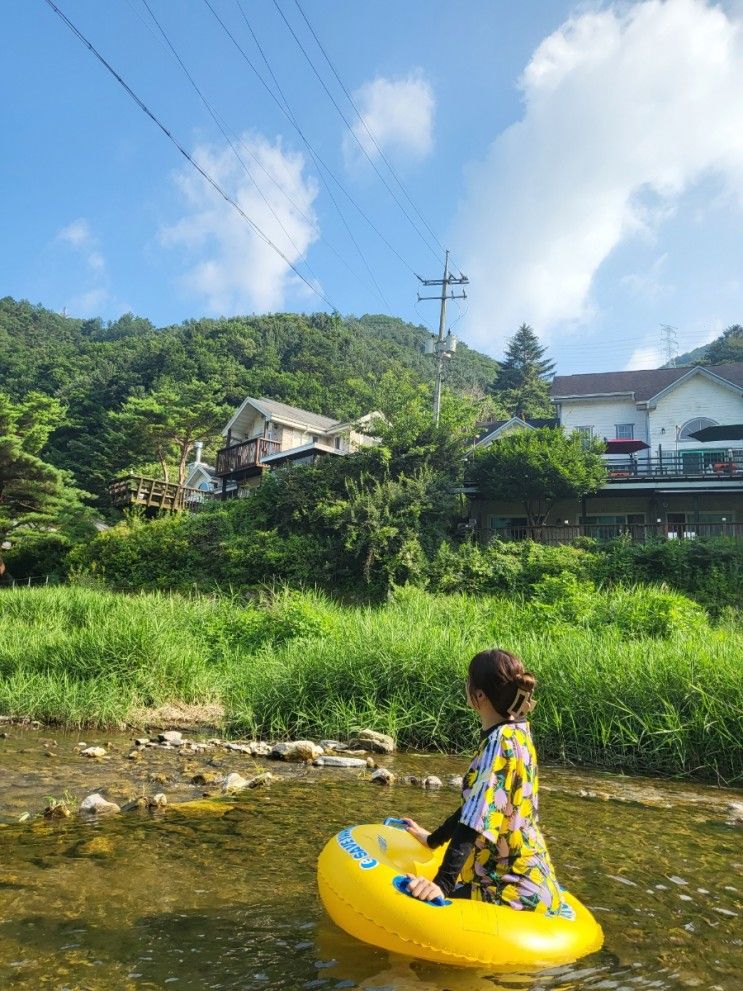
[417,250,469,424]
[660,324,679,367]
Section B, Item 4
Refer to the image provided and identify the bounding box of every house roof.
[223,396,341,435]
[475,417,557,443]
[552,363,743,402]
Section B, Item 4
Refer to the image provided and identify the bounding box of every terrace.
[214,437,281,476]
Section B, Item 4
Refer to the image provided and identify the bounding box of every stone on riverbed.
[44,803,71,819]
[191,771,224,786]
[423,776,443,790]
[447,775,464,789]
[269,741,323,762]
[319,740,348,752]
[81,746,107,759]
[80,793,121,815]
[148,793,168,809]
[402,775,422,786]
[349,730,396,754]
[250,741,272,757]
[223,742,254,754]
[158,731,184,745]
[313,756,367,769]
[370,767,395,786]
[727,802,743,824]
[223,771,273,794]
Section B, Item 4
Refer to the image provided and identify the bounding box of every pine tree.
[490,324,555,418]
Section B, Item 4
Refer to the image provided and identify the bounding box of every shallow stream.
[0,727,741,990]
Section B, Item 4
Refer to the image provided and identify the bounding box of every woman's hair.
[467,648,536,719]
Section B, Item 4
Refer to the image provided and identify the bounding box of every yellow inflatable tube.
[317,820,604,970]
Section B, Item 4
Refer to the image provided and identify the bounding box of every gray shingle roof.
[475,417,557,443]
[252,397,341,430]
[551,363,743,401]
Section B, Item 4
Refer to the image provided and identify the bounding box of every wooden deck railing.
[215,437,281,475]
[486,522,743,545]
[108,475,206,511]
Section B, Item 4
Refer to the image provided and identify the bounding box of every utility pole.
[417,250,469,424]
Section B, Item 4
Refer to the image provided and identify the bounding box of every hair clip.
[507,688,535,718]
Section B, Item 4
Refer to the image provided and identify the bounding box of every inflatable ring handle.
[392,875,451,907]
[383,817,408,829]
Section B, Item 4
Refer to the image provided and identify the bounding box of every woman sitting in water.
[403,648,573,917]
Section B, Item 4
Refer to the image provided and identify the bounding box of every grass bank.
[0,584,740,783]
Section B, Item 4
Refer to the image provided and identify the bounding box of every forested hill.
[672,324,743,367]
[0,297,499,497]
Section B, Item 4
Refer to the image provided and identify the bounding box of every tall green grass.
[0,584,741,783]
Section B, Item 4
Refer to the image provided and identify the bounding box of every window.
[575,426,593,448]
[615,423,634,440]
[334,437,342,450]
[678,417,718,440]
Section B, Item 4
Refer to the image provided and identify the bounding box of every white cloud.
[56,218,93,248]
[68,288,110,316]
[455,0,743,353]
[342,73,434,167]
[161,133,320,313]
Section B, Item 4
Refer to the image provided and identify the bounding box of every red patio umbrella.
[604,439,650,455]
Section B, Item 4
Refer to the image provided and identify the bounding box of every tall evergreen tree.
[490,324,555,418]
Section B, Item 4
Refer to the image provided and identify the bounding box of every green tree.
[490,324,555,418]
[0,392,92,573]
[108,379,231,486]
[705,325,743,365]
[470,427,607,529]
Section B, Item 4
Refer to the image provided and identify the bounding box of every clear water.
[0,728,741,990]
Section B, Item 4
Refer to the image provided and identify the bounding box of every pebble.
[402,775,422,786]
[313,756,367,769]
[223,771,273,794]
[726,802,743,824]
[127,750,142,761]
[79,793,121,815]
[134,738,149,747]
[423,775,443,790]
[148,793,168,809]
[447,775,464,789]
[43,803,71,819]
[191,771,223,786]
[370,767,395,786]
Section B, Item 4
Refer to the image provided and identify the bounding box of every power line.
[202,0,417,277]
[42,0,338,310]
[139,0,322,290]
[292,0,449,263]
[271,0,441,264]
[232,0,391,310]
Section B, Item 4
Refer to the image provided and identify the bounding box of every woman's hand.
[405,873,445,902]
[401,818,430,847]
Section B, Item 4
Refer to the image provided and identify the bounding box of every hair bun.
[516,671,536,692]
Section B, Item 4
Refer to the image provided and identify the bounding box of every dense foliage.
[469,427,607,526]
[674,323,743,366]
[487,322,555,417]
[0,298,500,501]
[1,585,739,782]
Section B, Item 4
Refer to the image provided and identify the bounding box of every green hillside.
[0,297,499,500]
[672,324,743,366]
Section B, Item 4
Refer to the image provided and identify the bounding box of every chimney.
[194,441,203,465]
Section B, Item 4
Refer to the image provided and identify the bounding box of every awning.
[688,424,743,442]
[604,439,650,455]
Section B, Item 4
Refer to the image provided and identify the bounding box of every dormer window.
[678,417,718,440]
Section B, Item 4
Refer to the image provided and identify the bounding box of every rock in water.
[313,756,367,768]
[319,740,348,752]
[148,793,168,808]
[43,803,71,819]
[223,772,249,794]
[370,767,395,786]
[269,740,323,762]
[158,731,183,746]
[250,741,272,757]
[423,776,443,790]
[191,771,223,786]
[79,793,121,815]
[247,772,272,788]
[349,730,396,754]
[447,775,464,789]
[81,746,107,758]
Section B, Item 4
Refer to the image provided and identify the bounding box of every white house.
[210,396,382,498]
[471,363,743,540]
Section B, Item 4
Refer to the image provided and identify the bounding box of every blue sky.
[4,0,743,374]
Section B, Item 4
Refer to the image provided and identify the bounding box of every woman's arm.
[432,820,478,896]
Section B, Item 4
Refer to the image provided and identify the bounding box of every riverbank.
[1,584,741,783]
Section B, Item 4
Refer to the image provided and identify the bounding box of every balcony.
[215,437,281,476]
[487,521,743,545]
[109,475,207,511]
[604,454,743,483]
